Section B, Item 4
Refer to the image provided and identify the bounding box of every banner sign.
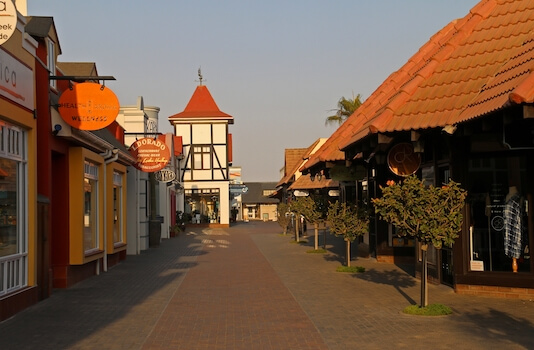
[0,1,17,45]
[58,82,120,130]
[129,137,171,172]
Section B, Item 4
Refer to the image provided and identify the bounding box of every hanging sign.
[154,168,176,182]
[129,137,171,172]
[387,143,421,177]
[0,1,17,45]
[58,82,120,130]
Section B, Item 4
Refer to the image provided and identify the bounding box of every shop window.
[0,124,27,295]
[185,188,220,223]
[192,145,211,170]
[84,161,99,252]
[467,156,530,272]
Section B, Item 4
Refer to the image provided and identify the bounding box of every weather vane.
[197,67,203,85]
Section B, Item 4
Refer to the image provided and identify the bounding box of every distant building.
[241,182,279,221]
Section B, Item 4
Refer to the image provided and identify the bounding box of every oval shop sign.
[58,82,120,131]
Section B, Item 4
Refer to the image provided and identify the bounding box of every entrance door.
[441,248,454,286]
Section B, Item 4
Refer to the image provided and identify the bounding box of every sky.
[27,0,480,182]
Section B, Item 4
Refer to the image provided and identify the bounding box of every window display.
[467,156,530,272]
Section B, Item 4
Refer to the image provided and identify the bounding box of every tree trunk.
[421,244,428,307]
[314,224,319,250]
[323,224,327,249]
[346,239,351,267]
[295,216,300,242]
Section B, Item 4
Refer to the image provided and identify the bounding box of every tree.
[325,94,363,126]
[296,196,328,250]
[372,175,467,307]
[289,197,308,243]
[276,203,291,235]
[327,201,369,267]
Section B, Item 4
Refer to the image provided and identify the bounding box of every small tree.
[372,175,467,307]
[289,197,309,242]
[276,203,291,235]
[327,201,369,267]
[297,196,327,250]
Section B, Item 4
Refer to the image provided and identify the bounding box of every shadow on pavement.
[354,268,418,305]
[459,308,534,349]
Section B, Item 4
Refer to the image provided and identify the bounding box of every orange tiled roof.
[168,85,233,122]
[277,139,327,187]
[305,0,534,171]
[288,175,338,191]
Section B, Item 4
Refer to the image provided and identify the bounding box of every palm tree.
[325,93,363,126]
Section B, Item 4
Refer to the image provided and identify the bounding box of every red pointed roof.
[168,85,233,123]
[303,0,534,172]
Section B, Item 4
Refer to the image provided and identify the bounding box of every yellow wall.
[68,147,105,265]
[105,162,127,253]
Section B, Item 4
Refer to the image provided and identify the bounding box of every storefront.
[185,188,220,224]
[0,19,38,320]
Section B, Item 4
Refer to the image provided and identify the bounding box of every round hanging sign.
[0,1,17,45]
[129,137,171,173]
[58,82,120,130]
[387,143,421,177]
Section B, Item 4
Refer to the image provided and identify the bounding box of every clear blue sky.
[28,0,479,182]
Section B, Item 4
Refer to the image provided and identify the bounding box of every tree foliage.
[325,94,363,126]
[276,202,291,234]
[297,196,326,225]
[327,201,369,266]
[372,175,467,307]
[371,175,467,249]
[327,201,369,242]
[297,196,329,250]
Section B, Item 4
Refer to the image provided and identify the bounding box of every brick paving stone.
[0,221,533,349]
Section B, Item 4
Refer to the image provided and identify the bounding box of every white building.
[168,80,234,227]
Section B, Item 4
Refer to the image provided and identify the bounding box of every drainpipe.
[100,148,119,272]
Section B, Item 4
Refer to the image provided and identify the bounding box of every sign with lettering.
[58,82,120,130]
[154,168,176,182]
[129,137,171,172]
[0,1,16,45]
[0,47,34,109]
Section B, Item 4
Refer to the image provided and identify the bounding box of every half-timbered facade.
[169,80,233,226]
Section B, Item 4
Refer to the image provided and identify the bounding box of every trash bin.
[149,218,162,247]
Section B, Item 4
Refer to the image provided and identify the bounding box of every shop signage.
[328,190,340,197]
[387,143,421,177]
[58,82,120,131]
[154,168,176,182]
[470,260,484,271]
[129,137,171,172]
[0,48,34,110]
[0,1,17,45]
[230,184,248,194]
[293,190,309,197]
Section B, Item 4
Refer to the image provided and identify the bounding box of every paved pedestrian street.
[1,221,533,349]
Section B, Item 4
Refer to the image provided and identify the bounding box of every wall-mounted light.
[310,173,315,182]
[52,124,62,136]
[442,124,457,135]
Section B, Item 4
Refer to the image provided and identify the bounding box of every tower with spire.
[168,70,234,226]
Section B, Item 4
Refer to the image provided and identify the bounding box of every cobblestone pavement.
[0,221,533,349]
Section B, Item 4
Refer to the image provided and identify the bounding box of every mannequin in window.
[504,186,522,272]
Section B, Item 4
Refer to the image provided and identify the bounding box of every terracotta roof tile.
[288,175,339,191]
[327,0,534,151]
[168,85,233,122]
[277,139,327,186]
